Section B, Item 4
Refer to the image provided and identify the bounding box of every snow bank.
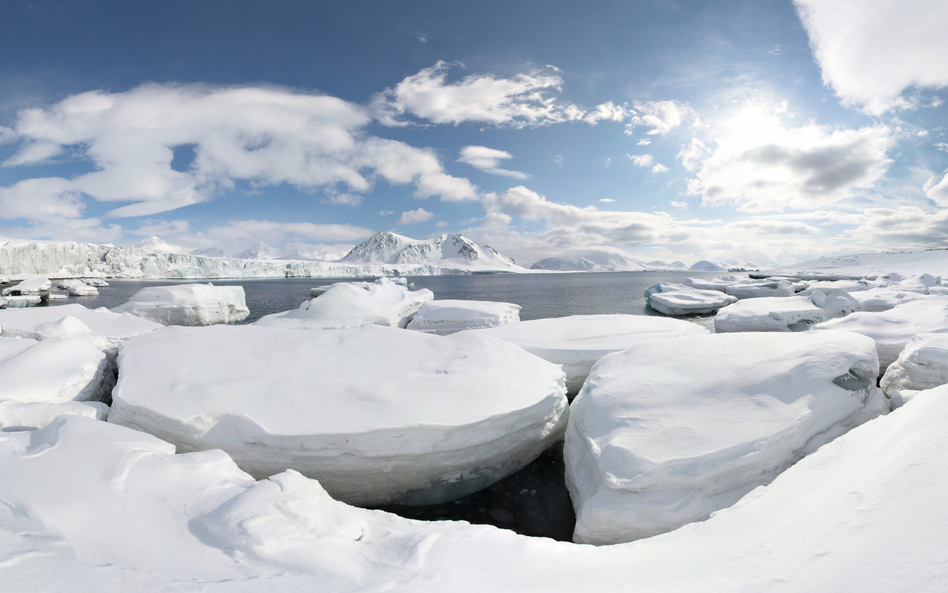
[565,331,887,545]
[113,283,250,325]
[725,280,795,299]
[109,324,567,505]
[812,296,948,374]
[470,314,708,395]
[406,300,521,334]
[0,337,114,404]
[880,333,948,396]
[0,400,108,430]
[714,296,824,332]
[255,277,432,330]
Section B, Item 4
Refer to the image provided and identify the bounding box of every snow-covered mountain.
[281,242,354,262]
[530,248,647,272]
[341,232,521,271]
[774,249,948,280]
[235,242,287,260]
[134,235,191,255]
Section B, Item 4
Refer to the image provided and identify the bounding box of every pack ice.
[406,299,521,334]
[714,296,824,332]
[113,284,250,325]
[109,324,567,505]
[469,314,708,395]
[880,333,948,398]
[255,277,433,329]
[0,303,162,354]
[644,282,738,315]
[0,400,108,431]
[0,337,114,404]
[812,296,948,374]
[725,280,795,299]
[565,331,888,545]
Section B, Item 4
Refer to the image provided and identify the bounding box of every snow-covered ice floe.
[681,275,754,292]
[256,277,432,330]
[812,296,948,374]
[0,303,162,352]
[470,314,708,395]
[406,299,521,334]
[725,280,795,299]
[881,333,948,397]
[0,295,41,308]
[565,331,887,545]
[0,400,108,431]
[1,275,51,296]
[714,296,823,332]
[851,286,926,312]
[6,387,948,591]
[0,337,115,404]
[113,283,250,325]
[109,324,567,505]
[58,279,99,296]
[645,282,738,315]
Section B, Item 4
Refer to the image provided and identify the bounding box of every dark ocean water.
[37,270,742,541]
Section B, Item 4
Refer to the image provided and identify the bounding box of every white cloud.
[628,154,654,167]
[599,198,616,203]
[795,0,948,114]
[435,220,448,228]
[768,44,783,56]
[582,101,631,125]
[176,219,373,253]
[397,207,434,225]
[131,219,190,236]
[625,100,692,135]
[670,200,688,210]
[636,139,651,146]
[378,211,393,216]
[687,106,893,211]
[0,177,84,221]
[652,163,669,173]
[0,126,19,145]
[925,170,948,205]
[457,146,530,179]
[1,84,479,222]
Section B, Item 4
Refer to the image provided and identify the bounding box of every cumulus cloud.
[1,83,479,223]
[848,207,948,247]
[625,101,692,136]
[457,146,530,179]
[687,107,893,211]
[924,170,948,205]
[628,154,654,167]
[670,200,688,210]
[397,207,435,225]
[0,126,17,144]
[652,163,669,173]
[795,0,948,114]
[637,139,651,146]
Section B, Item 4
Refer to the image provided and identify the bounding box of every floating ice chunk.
[0,400,108,431]
[681,276,754,292]
[649,289,738,316]
[565,331,887,545]
[800,279,871,293]
[2,295,41,308]
[85,278,109,287]
[0,337,114,404]
[808,289,860,320]
[256,277,433,330]
[880,333,948,397]
[643,282,691,299]
[47,293,67,300]
[0,303,161,351]
[1,276,51,296]
[113,283,249,326]
[110,324,567,505]
[724,280,794,299]
[714,296,823,332]
[68,284,98,296]
[470,314,708,395]
[406,300,521,334]
[812,296,948,375]
[851,286,926,312]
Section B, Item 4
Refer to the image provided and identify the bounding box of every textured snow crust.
[113,284,250,325]
[256,277,433,330]
[406,299,521,334]
[109,324,568,505]
[470,314,708,394]
[714,296,824,332]
[0,337,114,404]
[565,331,887,544]
[0,303,161,351]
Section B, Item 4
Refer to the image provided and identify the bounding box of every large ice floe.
[5,383,948,591]
[109,324,567,505]
[644,282,738,315]
[0,337,114,404]
[812,296,948,374]
[880,333,948,397]
[565,331,888,545]
[0,400,108,430]
[406,299,521,334]
[714,296,824,332]
[255,277,433,329]
[1,275,51,296]
[469,314,708,395]
[725,280,795,299]
[851,286,927,311]
[113,283,250,325]
[0,303,162,353]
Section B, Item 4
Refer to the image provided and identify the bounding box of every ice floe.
[0,303,162,351]
[880,333,948,397]
[1,275,51,296]
[469,314,708,394]
[113,283,250,325]
[0,337,114,404]
[109,324,567,505]
[851,287,926,312]
[649,289,738,315]
[256,277,432,329]
[714,296,823,332]
[0,400,108,431]
[406,300,521,334]
[565,331,887,544]
[725,280,795,299]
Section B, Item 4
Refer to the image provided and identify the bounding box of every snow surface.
[0,400,108,430]
[0,303,161,351]
[777,249,948,280]
[406,299,521,334]
[808,289,860,320]
[109,324,567,505]
[812,296,948,374]
[565,331,887,544]
[725,280,795,299]
[0,337,114,404]
[469,314,708,394]
[256,277,433,330]
[714,296,824,332]
[113,283,250,325]
[881,333,948,396]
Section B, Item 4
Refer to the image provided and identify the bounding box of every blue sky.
[0,0,946,265]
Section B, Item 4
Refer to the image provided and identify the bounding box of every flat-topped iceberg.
[406,299,521,334]
[565,331,887,544]
[113,283,249,325]
[255,277,432,329]
[1,275,51,296]
[469,314,708,395]
[0,400,108,430]
[0,337,114,404]
[880,333,948,396]
[725,280,794,299]
[109,324,567,505]
[714,296,824,332]
[681,275,753,292]
[812,296,948,374]
[649,289,738,315]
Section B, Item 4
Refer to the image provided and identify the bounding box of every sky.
[0,0,946,266]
